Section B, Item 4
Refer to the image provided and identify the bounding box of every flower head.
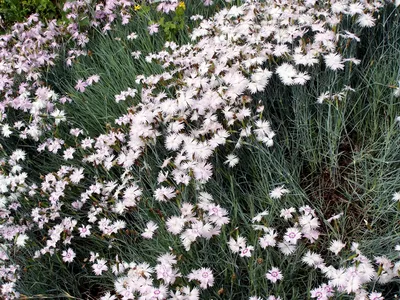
[266,267,283,283]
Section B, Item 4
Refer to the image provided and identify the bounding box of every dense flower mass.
[0,0,399,299]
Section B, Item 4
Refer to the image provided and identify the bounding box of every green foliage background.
[0,0,65,29]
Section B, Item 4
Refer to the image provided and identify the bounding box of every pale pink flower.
[148,24,159,35]
[284,227,302,244]
[228,236,246,253]
[92,259,108,275]
[240,246,254,258]
[188,267,214,289]
[369,292,384,300]
[269,185,290,199]
[63,147,76,160]
[154,186,176,202]
[280,207,296,220]
[62,248,76,263]
[86,75,100,85]
[266,267,283,283]
[141,221,158,239]
[329,240,346,255]
[78,225,91,238]
[75,79,88,92]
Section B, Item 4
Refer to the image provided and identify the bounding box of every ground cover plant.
[1,0,400,299]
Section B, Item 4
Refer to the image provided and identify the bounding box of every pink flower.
[63,147,76,160]
[284,227,302,245]
[141,221,158,239]
[188,267,214,289]
[310,284,334,299]
[86,75,100,85]
[78,225,92,238]
[154,186,176,202]
[92,259,108,275]
[75,79,88,92]
[269,185,290,199]
[369,292,384,300]
[266,267,283,283]
[239,246,254,258]
[148,24,159,35]
[62,248,76,263]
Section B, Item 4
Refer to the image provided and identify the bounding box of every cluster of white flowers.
[236,206,400,299]
[97,252,204,299]
[0,0,397,298]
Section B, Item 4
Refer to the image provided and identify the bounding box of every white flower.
[357,14,375,28]
[141,221,158,239]
[269,185,290,199]
[228,236,246,253]
[92,259,108,275]
[284,227,302,245]
[63,147,76,160]
[224,154,239,168]
[187,267,214,289]
[302,251,324,268]
[259,230,277,248]
[16,234,28,247]
[329,240,346,255]
[324,53,344,71]
[394,81,400,98]
[1,124,12,137]
[392,192,400,202]
[252,210,269,223]
[166,216,186,235]
[278,241,296,255]
[266,267,283,283]
[240,246,254,258]
[78,225,92,238]
[280,207,296,220]
[10,149,26,162]
[62,248,76,263]
[51,109,66,125]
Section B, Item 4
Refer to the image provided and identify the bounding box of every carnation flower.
[16,234,29,247]
[324,53,344,71]
[278,241,296,255]
[75,79,88,92]
[224,154,239,168]
[357,14,375,28]
[240,246,254,258]
[269,185,290,199]
[141,221,158,239]
[302,251,324,268]
[62,248,76,263]
[392,192,400,202]
[329,240,346,255]
[369,292,384,300]
[188,267,214,289]
[148,23,159,35]
[78,225,92,238]
[284,227,302,245]
[266,267,283,283]
[259,230,277,248]
[228,236,246,253]
[280,207,296,220]
[154,186,176,202]
[252,210,269,223]
[92,259,108,275]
